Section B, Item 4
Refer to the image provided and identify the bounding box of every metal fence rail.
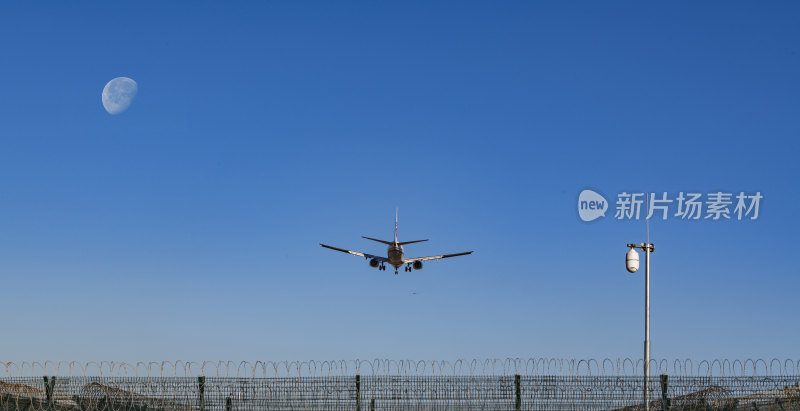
[1,375,799,410]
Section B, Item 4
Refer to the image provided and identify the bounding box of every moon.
[102,77,138,115]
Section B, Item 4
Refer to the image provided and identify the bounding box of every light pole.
[626,242,654,410]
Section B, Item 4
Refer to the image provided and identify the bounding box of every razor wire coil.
[3,358,799,378]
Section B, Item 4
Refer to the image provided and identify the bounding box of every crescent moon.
[102,77,138,115]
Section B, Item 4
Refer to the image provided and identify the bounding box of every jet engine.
[413,261,423,270]
[369,259,380,268]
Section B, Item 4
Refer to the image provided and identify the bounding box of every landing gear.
[379,264,386,271]
[404,265,412,272]
[394,268,398,275]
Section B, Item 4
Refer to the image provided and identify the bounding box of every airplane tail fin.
[364,208,407,246]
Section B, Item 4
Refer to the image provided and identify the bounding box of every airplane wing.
[403,251,473,263]
[320,244,389,262]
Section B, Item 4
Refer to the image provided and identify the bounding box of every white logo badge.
[578,189,608,222]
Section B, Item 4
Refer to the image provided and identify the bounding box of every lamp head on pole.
[626,248,640,273]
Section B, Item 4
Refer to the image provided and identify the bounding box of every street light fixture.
[626,242,655,410]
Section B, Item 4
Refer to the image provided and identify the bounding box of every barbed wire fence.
[3,358,800,378]
[1,359,799,410]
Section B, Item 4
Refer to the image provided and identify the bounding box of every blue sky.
[0,2,798,363]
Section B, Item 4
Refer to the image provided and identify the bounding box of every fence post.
[515,374,521,411]
[660,374,670,411]
[226,395,232,411]
[44,376,56,410]
[356,374,361,411]
[370,398,376,411]
[198,376,206,411]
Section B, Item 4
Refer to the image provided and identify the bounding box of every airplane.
[320,209,473,275]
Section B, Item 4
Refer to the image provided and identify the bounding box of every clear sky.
[1,2,798,363]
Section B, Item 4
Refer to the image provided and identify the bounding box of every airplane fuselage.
[387,244,404,268]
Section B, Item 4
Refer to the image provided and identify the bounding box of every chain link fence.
[1,374,799,410]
